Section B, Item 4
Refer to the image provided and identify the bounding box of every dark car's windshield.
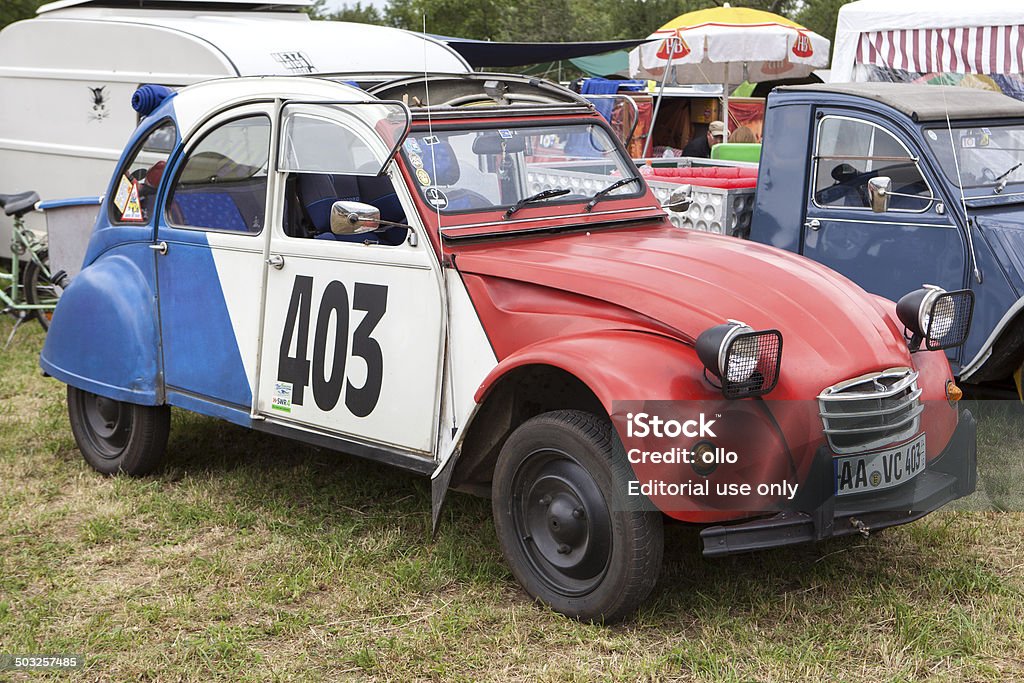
[399,121,643,215]
[926,123,1024,192]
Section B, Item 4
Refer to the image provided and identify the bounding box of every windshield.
[399,121,643,215]
[926,124,1024,192]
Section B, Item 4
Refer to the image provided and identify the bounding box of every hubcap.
[512,449,612,597]
[81,394,131,458]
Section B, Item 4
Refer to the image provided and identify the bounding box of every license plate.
[834,433,926,496]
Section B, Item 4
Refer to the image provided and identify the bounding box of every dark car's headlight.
[896,286,974,351]
[696,321,782,399]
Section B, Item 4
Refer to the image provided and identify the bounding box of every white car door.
[255,101,445,459]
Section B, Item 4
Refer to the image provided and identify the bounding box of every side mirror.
[330,201,380,235]
[867,176,891,213]
[663,185,693,213]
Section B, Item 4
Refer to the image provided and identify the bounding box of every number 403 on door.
[277,275,388,418]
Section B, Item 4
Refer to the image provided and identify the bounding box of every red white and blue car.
[42,74,977,621]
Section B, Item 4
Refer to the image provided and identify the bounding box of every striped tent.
[833,0,1024,82]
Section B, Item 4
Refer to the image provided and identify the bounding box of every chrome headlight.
[896,286,974,351]
[695,321,783,399]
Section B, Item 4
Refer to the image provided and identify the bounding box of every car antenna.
[941,86,982,284]
[422,12,442,232]
[422,12,458,444]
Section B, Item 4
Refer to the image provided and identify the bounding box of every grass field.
[2,316,1023,682]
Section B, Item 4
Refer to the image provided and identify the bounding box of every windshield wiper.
[994,162,1023,194]
[504,188,570,219]
[585,177,641,212]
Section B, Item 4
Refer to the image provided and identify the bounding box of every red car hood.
[453,224,914,389]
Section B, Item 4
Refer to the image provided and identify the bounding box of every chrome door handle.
[149,241,168,255]
[804,218,821,231]
[266,254,285,270]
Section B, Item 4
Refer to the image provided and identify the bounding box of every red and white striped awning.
[857,25,1024,75]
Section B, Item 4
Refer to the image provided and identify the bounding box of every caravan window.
[108,120,176,225]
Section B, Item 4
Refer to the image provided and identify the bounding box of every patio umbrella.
[629,5,829,145]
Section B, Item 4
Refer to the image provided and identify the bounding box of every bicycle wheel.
[23,249,58,331]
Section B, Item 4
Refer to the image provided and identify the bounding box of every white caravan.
[0,0,471,252]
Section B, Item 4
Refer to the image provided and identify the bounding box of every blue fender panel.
[40,246,161,405]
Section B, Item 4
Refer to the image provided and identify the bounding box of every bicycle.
[0,191,60,344]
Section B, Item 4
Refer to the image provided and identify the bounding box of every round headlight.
[897,285,949,338]
[923,292,955,339]
[725,334,759,383]
[696,321,754,381]
[696,322,783,399]
[896,285,974,351]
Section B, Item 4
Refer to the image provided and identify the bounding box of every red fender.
[474,329,713,410]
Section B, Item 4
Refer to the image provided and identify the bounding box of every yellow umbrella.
[631,4,829,149]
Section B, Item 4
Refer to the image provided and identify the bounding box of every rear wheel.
[67,386,170,476]
[491,410,664,622]
[23,249,58,331]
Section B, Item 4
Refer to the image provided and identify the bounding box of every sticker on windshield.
[120,180,144,222]
[424,187,449,210]
[423,135,440,146]
[272,381,293,413]
[404,138,422,154]
[408,153,424,169]
[113,175,132,213]
[416,168,432,186]
[927,130,938,141]
[498,129,513,139]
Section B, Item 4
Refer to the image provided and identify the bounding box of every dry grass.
[1,317,1023,681]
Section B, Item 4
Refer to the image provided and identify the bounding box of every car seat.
[416,139,491,210]
[295,173,380,244]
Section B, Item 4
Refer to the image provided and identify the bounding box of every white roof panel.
[168,76,369,138]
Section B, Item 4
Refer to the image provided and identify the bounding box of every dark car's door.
[801,113,968,306]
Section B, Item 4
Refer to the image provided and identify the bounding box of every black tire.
[67,385,171,476]
[491,410,664,622]
[23,249,58,331]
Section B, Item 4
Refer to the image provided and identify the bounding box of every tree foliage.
[0,0,45,30]
[795,0,854,55]
[312,0,852,49]
[307,0,384,24]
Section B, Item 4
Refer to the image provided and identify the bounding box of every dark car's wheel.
[492,410,664,622]
[22,249,58,331]
[67,386,170,476]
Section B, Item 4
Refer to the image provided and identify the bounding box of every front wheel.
[67,386,170,476]
[22,249,58,331]
[491,410,664,622]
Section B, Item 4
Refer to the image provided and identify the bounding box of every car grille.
[818,368,923,454]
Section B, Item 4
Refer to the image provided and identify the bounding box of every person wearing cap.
[683,120,725,158]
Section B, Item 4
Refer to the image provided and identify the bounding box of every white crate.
[647,179,755,238]
[43,200,101,282]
